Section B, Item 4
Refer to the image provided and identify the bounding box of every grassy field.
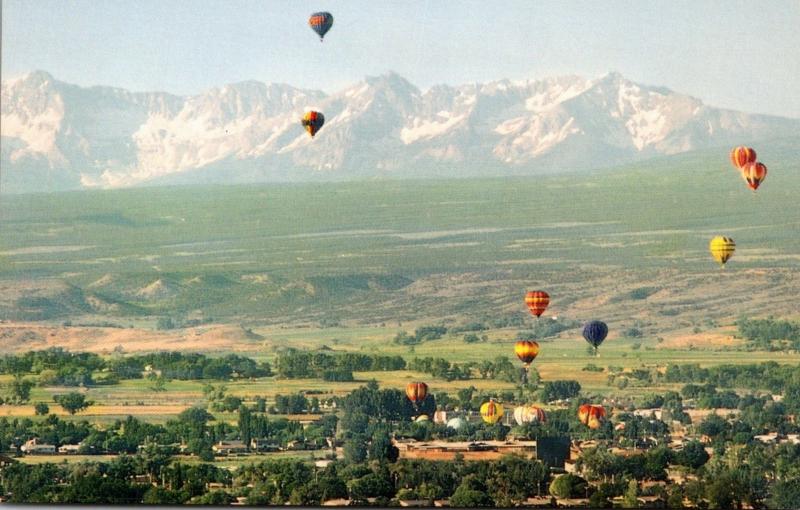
[1,142,799,328]
[1,144,799,428]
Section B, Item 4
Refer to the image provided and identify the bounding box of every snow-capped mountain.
[2,70,798,192]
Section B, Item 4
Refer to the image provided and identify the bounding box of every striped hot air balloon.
[740,161,767,191]
[480,400,504,425]
[301,111,325,137]
[578,404,606,430]
[514,340,540,367]
[513,405,547,425]
[308,12,334,41]
[525,290,550,318]
[405,382,428,405]
[709,236,735,267]
[730,146,757,170]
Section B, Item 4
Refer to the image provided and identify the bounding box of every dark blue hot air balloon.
[583,321,608,355]
[308,12,334,41]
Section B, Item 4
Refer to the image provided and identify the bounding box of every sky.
[3,0,799,117]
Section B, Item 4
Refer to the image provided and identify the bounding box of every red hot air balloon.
[525,291,550,318]
[578,404,606,429]
[730,146,757,170]
[741,161,767,191]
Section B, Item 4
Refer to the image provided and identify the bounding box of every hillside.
[1,145,798,342]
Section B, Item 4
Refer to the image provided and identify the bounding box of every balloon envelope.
[709,236,735,267]
[405,382,428,403]
[301,111,325,137]
[583,321,608,349]
[741,162,767,191]
[480,401,504,425]
[730,146,757,169]
[525,290,550,317]
[514,340,540,365]
[308,12,334,40]
[578,404,606,429]
[513,405,546,425]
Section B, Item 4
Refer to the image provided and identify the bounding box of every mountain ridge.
[3,70,799,193]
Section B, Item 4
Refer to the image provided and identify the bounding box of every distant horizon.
[5,68,799,120]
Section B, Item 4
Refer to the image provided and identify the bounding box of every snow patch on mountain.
[3,70,799,192]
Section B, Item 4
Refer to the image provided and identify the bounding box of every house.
[212,440,247,456]
[633,408,663,420]
[0,454,17,466]
[58,444,82,455]
[20,438,56,454]
[250,438,279,452]
[394,439,538,461]
[322,498,351,506]
[754,432,779,444]
[399,500,430,507]
[285,440,308,451]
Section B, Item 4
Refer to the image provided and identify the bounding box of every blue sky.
[3,0,799,117]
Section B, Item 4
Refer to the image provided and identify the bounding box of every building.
[20,438,56,455]
[394,439,538,461]
[250,438,280,452]
[58,444,82,455]
[212,440,247,456]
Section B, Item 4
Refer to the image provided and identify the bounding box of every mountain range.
[2,70,799,192]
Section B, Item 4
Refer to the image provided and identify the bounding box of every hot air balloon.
[709,236,735,268]
[480,400,504,425]
[513,405,547,425]
[415,414,430,423]
[740,161,767,191]
[578,404,606,430]
[730,146,757,170]
[308,12,334,41]
[514,340,540,367]
[406,382,428,408]
[447,417,467,430]
[301,111,325,137]
[583,321,608,355]
[525,290,550,318]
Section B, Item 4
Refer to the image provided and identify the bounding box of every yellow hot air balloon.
[709,236,735,268]
[480,400,504,425]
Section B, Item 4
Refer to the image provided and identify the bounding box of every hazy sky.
[3,0,799,117]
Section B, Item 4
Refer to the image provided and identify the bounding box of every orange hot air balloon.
[741,161,767,191]
[578,404,606,429]
[730,146,757,169]
[525,291,550,318]
[480,400,504,425]
[514,340,540,366]
[301,111,325,137]
[405,382,428,404]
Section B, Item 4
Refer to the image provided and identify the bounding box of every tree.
[9,376,34,403]
[769,478,800,510]
[450,477,493,507]
[343,436,368,464]
[549,474,588,499]
[622,479,639,508]
[34,402,50,415]
[54,392,91,415]
[677,440,709,469]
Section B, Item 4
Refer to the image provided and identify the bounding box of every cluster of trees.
[737,317,800,350]
[393,325,448,345]
[407,356,522,383]
[515,318,581,341]
[664,361,800,401]
[0,348,272,385]
[274,349,405,379]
